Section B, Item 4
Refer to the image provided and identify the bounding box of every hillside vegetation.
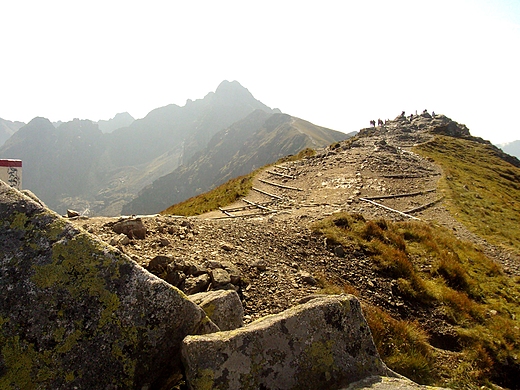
[415,135,520,254]
[161,148,316,216]
[313,213,520,388]
[311,134,520,388]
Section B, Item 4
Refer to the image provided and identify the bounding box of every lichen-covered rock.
[181,295,392,390]
[0,181,217,389]
[189,290,244,331]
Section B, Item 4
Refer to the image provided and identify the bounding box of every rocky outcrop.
[426,115,470,137]
[181,295,393,390]
[0,181,217,389]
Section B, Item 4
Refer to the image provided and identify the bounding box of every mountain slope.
[0,117,25,147]
[0,81,281,216]
[103,80,277,168]
[121,111,350,215]
[75,112,520,389]
[97,112,135,133]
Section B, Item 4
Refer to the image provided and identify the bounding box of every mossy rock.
[0,181,217,389]
[182,295,393,390]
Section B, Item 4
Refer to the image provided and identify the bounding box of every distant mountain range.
[0,118,25,147]
[122,110,351,215]
[97,112,135,133]
[0,81,350,216]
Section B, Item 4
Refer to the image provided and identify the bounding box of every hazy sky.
[1,0,519,143]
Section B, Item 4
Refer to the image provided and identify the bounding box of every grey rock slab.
[343,375,447,390]
[182,294,391,390]
[189,290,244,331]
[0,182,217,389]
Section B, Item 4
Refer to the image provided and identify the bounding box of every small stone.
[185,274,211,295]
[252,260,267,271]
[210,269,231,287]
[205,260,223,269]
[221,242,234,251]
[110,233,130,246]
[220,261,242,285]
[334,245,346,257]
[189,290,244,331]
[112,218,147,239]
[147,255,172,273]
[159,238,170,247]
[299,271,317,285]
[166,270,186,289]
[67,209,80,218]
[184,262,207,276]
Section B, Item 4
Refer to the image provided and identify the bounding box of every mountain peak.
[98,112,135,133]
[213,80,255,101]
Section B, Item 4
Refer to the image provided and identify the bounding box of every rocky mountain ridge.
[0,81,303,216]
[122,110,351,215]
[69,111,520,388]
[3,112,519,388]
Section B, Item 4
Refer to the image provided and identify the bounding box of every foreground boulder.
[182,295,393,390]
[0,181,217,389]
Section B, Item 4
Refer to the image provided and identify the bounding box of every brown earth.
[69,114,520,339]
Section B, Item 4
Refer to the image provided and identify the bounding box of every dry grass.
[312,213,520,388]
[363,304,434,384]
[161,148,316,216]
[160,172,256,216]
[415,135,520,254]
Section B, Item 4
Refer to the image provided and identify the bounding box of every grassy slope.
[313,214,520,388]
[161,148,315,216]
[314,135,520,388]
[415,135,520,254]
[163,133,520,388]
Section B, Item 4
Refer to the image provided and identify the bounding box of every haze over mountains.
[123,110,349,215]
[0,81,349,216]
[97,112,135,133]
[0,118,25,147]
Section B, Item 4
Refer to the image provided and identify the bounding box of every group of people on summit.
[370,109,435,127]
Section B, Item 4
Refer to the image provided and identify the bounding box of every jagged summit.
[214,79,251,96]
[97,112,135,133]
[360,112,520,168]
[362,112,470,138]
